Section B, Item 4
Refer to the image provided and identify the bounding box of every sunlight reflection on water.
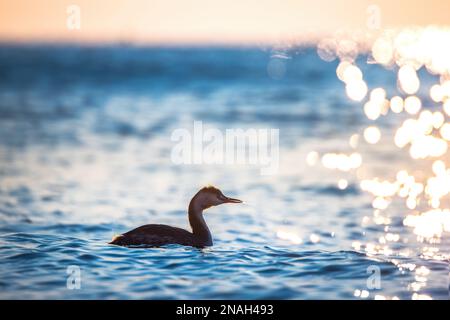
[0,43,448,299]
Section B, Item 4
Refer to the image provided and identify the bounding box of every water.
[0,44,448,299]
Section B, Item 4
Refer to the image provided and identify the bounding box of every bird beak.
[223,196,242,203]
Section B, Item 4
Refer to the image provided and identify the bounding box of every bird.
[109,186,242,248]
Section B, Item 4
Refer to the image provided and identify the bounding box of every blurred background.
[0,0,448,299]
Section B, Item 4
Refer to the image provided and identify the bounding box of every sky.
[0,0,449,44]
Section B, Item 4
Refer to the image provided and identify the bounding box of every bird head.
[194,186,242,209]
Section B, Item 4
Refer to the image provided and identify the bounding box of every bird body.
[109,186,241,248]
[111,224,200,247]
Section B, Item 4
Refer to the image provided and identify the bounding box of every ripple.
[0,46,448,299]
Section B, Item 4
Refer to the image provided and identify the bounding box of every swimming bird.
[109,186,242,248]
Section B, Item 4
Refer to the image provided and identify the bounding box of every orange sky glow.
[0,0,449,44]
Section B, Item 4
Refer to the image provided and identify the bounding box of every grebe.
[109,186,242,248]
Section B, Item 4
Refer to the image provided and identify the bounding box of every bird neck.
[188,197,212,245]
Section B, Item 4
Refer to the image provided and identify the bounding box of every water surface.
[0,45,448,299]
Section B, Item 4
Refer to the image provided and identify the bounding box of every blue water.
[0,45,448,299]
